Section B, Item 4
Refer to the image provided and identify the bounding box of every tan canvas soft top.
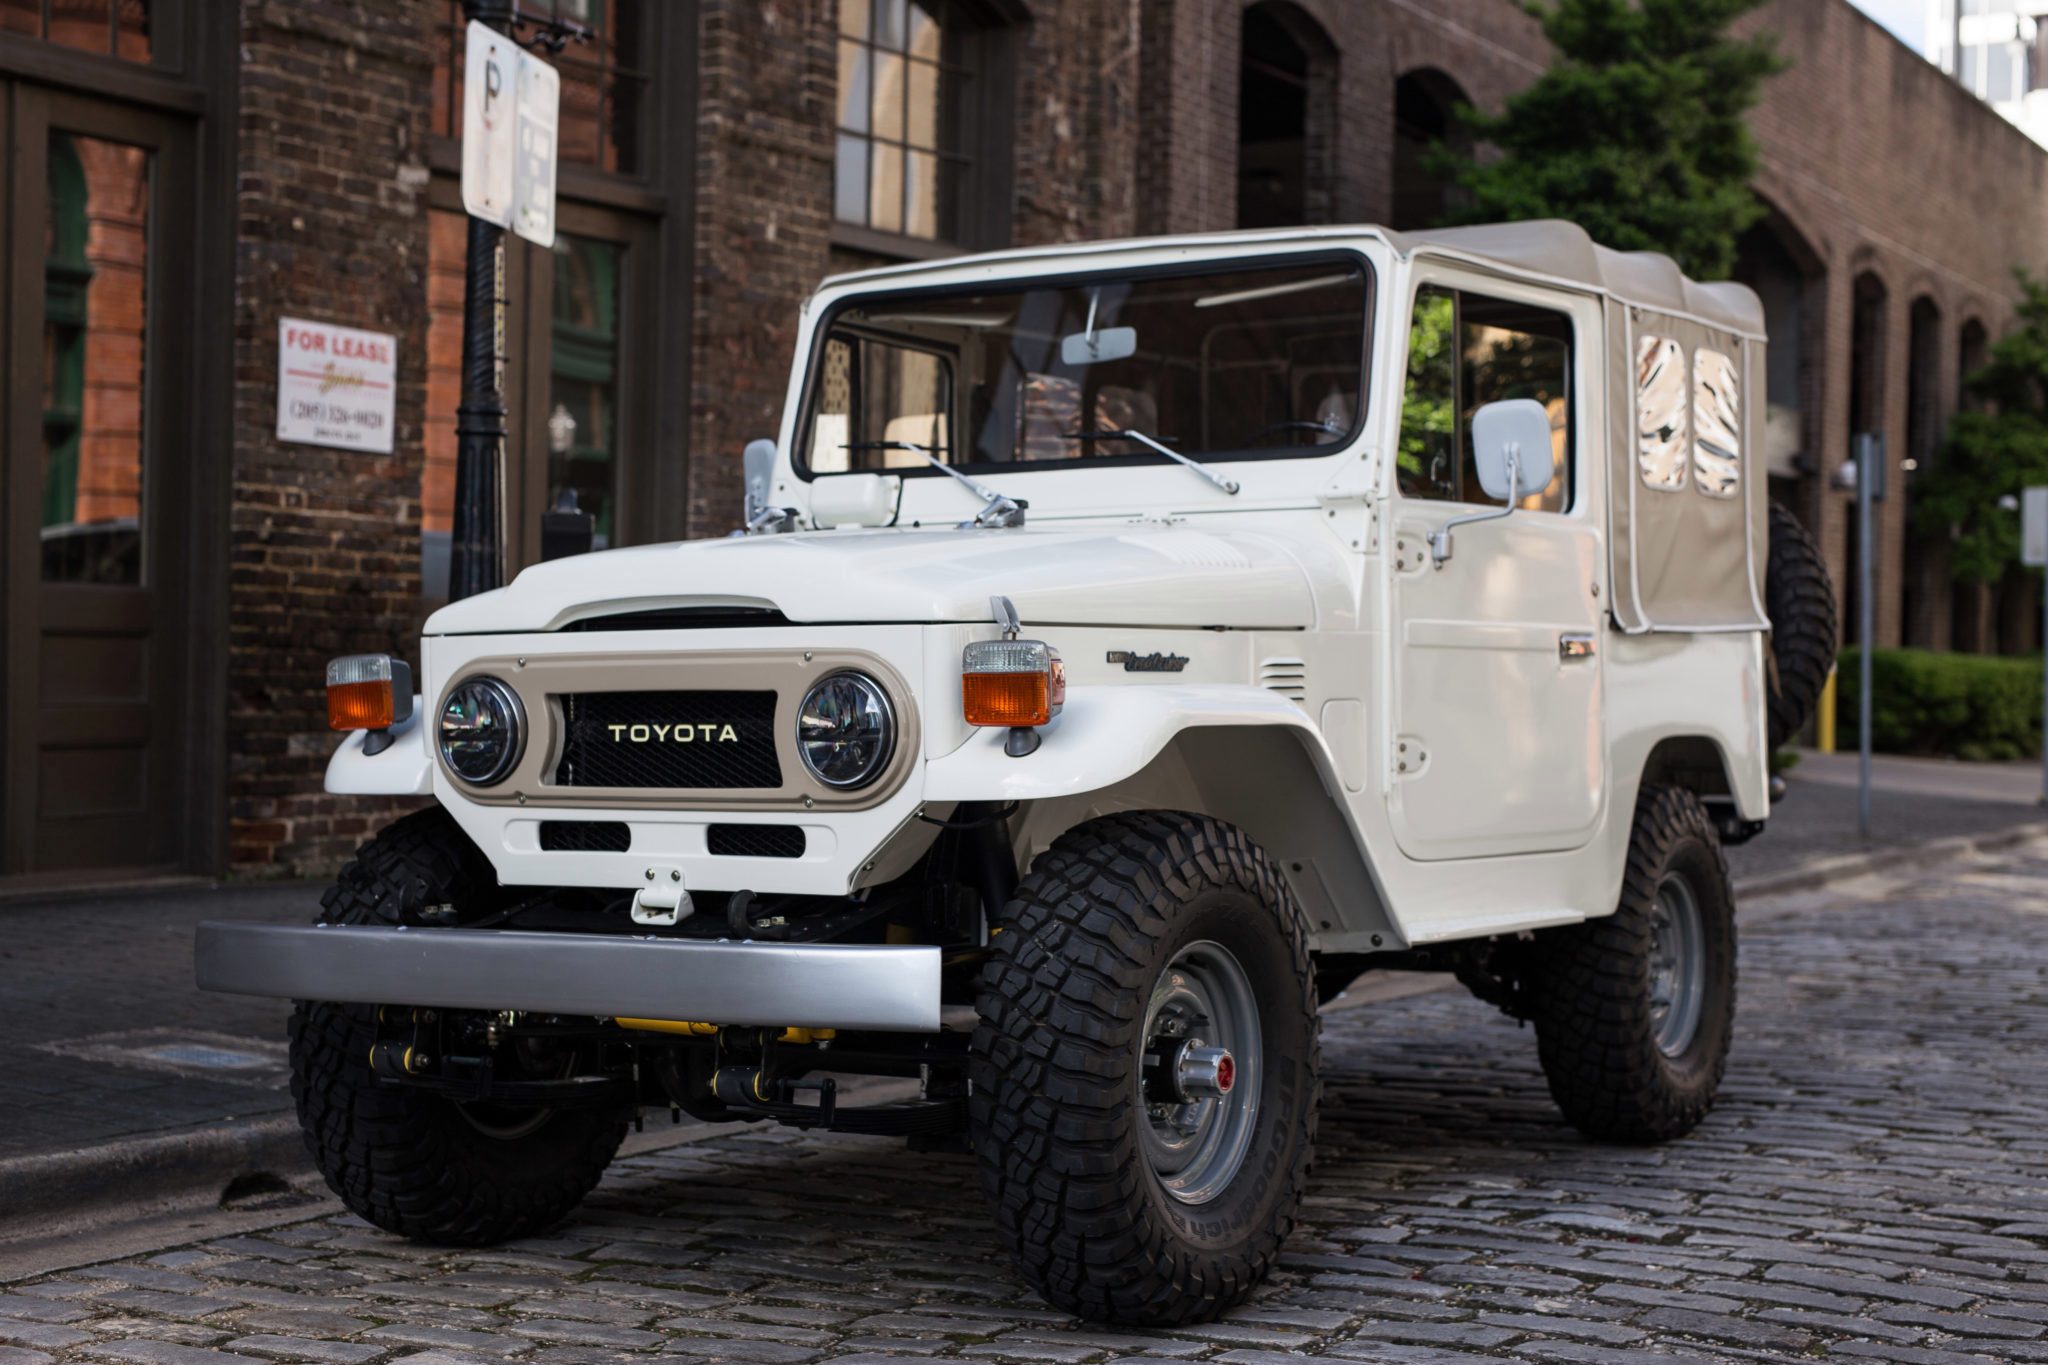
[1393,221,1769,634]
[1386,220,1767,340]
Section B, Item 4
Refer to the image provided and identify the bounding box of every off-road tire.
[970,812,1320,1326]
[1766,501,1838,751]
[1521,787,1736,1143]
[288,807,629,1245]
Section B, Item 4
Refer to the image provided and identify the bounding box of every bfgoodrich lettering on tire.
[1523,786,1736,1143]
[969,811,1320,1325]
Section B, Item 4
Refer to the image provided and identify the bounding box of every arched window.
[1391,69,1470,230]
[1958,317,1989,410]
[1846,270,1888,646]
[1237,2,1337,229]
[1902,295,1942,646]
[1906,296,1942,476]
[1730,208,1822,489]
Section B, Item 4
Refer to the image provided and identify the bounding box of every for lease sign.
[277,317,396,454]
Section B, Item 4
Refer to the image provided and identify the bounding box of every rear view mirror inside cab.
[1060,325,1136,367]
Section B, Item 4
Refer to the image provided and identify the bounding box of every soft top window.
[802,257,1371,477]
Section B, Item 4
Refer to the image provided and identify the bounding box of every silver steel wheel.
[1138,939,1261,1206]
[1647,871,1707,1057]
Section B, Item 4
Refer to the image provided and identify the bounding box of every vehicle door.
[1386,269,1606,862]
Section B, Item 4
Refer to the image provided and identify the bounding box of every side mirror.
[1470,399,1558,503]
[1428,399,1557,567]
[742,439,777,523]
[739,438,794,535]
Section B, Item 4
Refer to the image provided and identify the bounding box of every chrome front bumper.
[194,922,943,1032]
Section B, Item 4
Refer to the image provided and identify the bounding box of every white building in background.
[1928,0,2048,145]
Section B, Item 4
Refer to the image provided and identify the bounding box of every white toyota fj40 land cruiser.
[200,221,1836,1325]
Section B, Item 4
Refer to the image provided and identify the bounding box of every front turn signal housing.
[327,653,415,733]
[962,639,1065,728]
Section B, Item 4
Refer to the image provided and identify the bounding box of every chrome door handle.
[1558,632,1596,661]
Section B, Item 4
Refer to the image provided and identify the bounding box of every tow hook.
[631,866,694,926]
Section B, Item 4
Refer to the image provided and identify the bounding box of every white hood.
[425,525,1319,634]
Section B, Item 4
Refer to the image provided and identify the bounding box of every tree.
[1433,0,1785,281]
[1911,273,2048,584]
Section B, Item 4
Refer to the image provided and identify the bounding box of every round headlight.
[439,677,524,786]
[797,672,895,789]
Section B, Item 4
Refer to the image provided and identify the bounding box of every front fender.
[923,684,1400,947]
[923,684,1335,802]
[324,698,432,796]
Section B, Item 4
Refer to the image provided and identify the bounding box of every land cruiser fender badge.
[1107,651,1190,673]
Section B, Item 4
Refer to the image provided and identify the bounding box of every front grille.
[707,824,806,859]
[553,691,782,789]
[540,820,631,852]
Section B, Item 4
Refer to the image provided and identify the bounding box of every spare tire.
[1765,502,1838,752]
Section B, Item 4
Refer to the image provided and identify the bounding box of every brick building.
[0,0,2042,888]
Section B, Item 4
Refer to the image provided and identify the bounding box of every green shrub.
[1834,648,2043,761]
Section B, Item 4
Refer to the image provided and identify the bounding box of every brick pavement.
[4,843,2048,1361]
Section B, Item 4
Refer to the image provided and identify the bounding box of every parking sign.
[460,21,515,226]
[511,49,560,247]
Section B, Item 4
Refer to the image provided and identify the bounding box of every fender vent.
[540,821,631,853]
[1259,657,1308,704]
[707,824,806,859]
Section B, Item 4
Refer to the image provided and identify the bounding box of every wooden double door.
[1,83,202,881]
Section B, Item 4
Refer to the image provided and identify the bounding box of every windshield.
[801,256,1371,477]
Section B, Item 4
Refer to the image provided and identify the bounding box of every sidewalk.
[1728,747,2046,880]
[1,751,2041,1208]
[0,881,310,1161]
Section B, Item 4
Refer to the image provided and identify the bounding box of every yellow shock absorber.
[614,1019,717,1036]
[614,1019,836,1045]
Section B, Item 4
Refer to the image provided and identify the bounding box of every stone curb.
[4,826,2042,1234]
[0,1087,874,1242]
[0,1114,308,1229]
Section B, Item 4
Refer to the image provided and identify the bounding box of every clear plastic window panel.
[1636,334,1689,492]
[1692,347,1741,499]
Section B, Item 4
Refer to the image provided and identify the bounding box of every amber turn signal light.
[962,640,1064,728]
[327,654,415,732]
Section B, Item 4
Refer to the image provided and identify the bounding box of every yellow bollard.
[1816,667,1838,754]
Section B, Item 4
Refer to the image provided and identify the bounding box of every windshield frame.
[791,248,1378,484]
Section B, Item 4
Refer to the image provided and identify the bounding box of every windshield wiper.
[841,440,1026,529]
[1063,428,1239,496]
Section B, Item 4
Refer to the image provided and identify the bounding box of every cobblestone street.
[5,844,2048,1364]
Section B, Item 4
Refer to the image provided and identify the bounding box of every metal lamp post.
[449,0,517,603]
[447,1,586,602]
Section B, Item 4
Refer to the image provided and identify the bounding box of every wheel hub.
[1146,1038,1236,1103]
[1138,940,1261,1206]
[1647,870,1707,1058]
